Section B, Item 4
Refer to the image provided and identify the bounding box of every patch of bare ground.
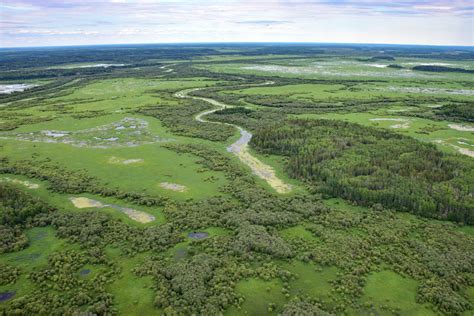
[0,177,39,189]
[159,182,187,192]
[448,124,474,132]
[69,197,155,223]
[432,139,474,158]
[369,118,411,129]
[108,156,144,165]
[227,128,292,194]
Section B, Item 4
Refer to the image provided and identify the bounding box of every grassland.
[198,57,474,82]
[0,44,473,315]
[226,278,287,315]
[361,270,434,315]
[105,248,157,316]
[1,79,231,200]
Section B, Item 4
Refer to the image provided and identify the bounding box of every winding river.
[174,82,292,194]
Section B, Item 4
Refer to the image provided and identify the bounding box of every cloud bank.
[1,0,472,47]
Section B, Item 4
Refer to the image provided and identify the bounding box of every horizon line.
[2,41,473,50]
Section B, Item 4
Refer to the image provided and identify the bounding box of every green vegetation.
[106,248,156,315]
[293,111,474,150]
[412,65,474,74]
[227,278,287,315]
[251,119,473,224]
[361,270,434,315]
[283,261,338,302]
[0,44,473,315]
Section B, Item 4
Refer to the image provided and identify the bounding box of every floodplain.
[0,44,473,315]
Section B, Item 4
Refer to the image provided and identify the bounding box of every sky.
[1,0,473,47]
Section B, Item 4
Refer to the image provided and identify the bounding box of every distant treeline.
[2,44,473,73]
[413,65,474,74]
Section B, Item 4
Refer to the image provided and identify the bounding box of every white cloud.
[9,29,99,36]
[1,0,472,47]
[413,6,452,11]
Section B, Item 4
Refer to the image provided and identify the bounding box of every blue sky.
[1,0,473,47]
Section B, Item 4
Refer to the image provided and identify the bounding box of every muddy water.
[175,82,292,194]
[0,292,15,302]
[188,232,209,239]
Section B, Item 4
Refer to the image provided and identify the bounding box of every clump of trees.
[413,65,474,74]
[281,297,333,316]
[0,183,52,226]
[434,103,474,122]
[3,249,120,315]
[233,224,293,258]
[251,119,474,224]
[387,64,403,69]
[135,253,240,314]
[0,263,20,285]
[0,225,28,254]
[0,114,54,131]
[0,183,53,253]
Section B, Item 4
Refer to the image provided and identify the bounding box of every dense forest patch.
[0,183,54,253]
[251,119,474,224]
[292,111,474,158]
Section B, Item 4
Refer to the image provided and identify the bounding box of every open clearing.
[240,63,437,79]
[201,56,474,82]
[362,270,434,315]
[105,248,156,315]
[226,278,287,315]
[50,63,127,69]
[283,261,338,303]
[369,117,411,129]
[1,113,228,200]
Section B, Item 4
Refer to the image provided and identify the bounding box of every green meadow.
[1,45,472,315]
[361,270,434,315]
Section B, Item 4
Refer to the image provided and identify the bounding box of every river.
[174,82,292,194]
